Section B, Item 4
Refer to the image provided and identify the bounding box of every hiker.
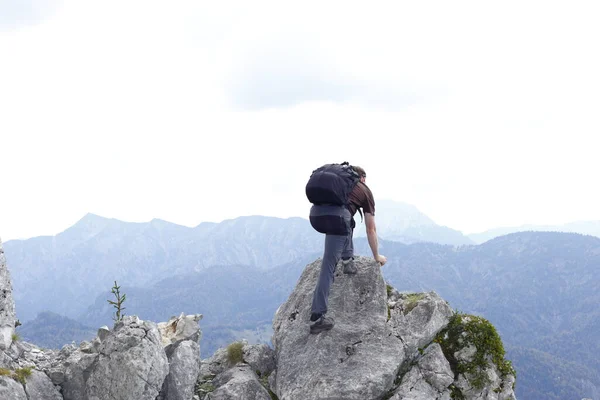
[305,162,387,334]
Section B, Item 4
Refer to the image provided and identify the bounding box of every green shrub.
[11,333,20,342]
[13,367,32,384]
[226,341,244,365]
[0,368,10,376]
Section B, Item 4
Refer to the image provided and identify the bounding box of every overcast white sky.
[1,0,599,241]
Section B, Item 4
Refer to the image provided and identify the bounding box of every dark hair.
[352,166,366,178]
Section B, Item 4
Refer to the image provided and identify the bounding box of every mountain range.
[3,202,600,399]
[353,199,474,245]
[468,220,600,243]
[4,200,472,323]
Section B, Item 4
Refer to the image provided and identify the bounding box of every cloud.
[2,1,600,240]
[0,0,62,31]
[224,36,432,111]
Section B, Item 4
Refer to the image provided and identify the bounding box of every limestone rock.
[61,350,98,400]
[60,316,170,400]
[197,340,276,400]
[455,344,477,363]
[0,239,17,351]
[455,367,516,400]
[420,343,454,390]
[391,343,453,400]
[46,343,78,385]
[85,316,169,400]
[242,343,275,377]
[161,340,201,400]
[208,364,271,400]
[158,313,203,347]
[269,256,517,400]
[24,369,63,400]
[271,256,406,400]
[97,326,110,342]
[387,289,453,357]
[200,340,264,378]
[0,375,28,400]
[391,367,451,400]
[200,346,230,377]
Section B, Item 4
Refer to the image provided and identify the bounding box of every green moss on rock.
[386,284,393,297]
[434,312,516,390]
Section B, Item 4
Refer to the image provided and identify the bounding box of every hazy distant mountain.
[4,203,472,323]
[16,311,96,349]
[7,209,600,398]
[468,220,600,243]
[354,199,474,245]
[4,213,323,322]
[505,345,600,400]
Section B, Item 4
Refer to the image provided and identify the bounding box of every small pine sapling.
[107,280,126,322]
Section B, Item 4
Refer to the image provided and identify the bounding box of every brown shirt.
[347,182,375,216]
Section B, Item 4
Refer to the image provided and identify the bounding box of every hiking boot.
[310,315,334,334]
[342,258,357,275]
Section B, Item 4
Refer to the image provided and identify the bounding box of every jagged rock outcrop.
[1,240,206,400]
[0,336,63,399]
[195,256,517,399]
[391,343,454,400]
[270,257,514,400]
[269,256,516,400]
[158,313,204,400]
[0,313,204,400]
[197,340,275,399]
[24,369,64,400]
[158,313,203,347]
[208,364,272,400]
[0,375,28,399]
[0,238,16,351]
[271,256,410,399]
[60,316,170,400]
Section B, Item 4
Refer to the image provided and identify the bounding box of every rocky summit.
[201,256,517,400]
[1,236,516,399]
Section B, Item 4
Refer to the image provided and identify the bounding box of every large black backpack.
[305,161,360,207]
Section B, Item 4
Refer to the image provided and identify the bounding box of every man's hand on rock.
[375,255,387,266]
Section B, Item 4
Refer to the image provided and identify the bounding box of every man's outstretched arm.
[364,212,387,266]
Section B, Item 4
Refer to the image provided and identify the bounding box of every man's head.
[353,166,366,183]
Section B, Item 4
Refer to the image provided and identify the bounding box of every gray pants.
[311,207,354,316]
